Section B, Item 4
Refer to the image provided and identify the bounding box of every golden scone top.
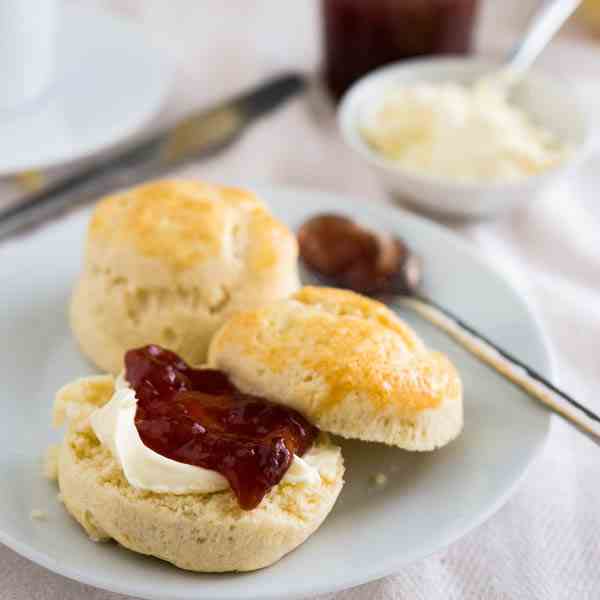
[210,286,461,416]
[88,180,295,271]
[294,286,423,352]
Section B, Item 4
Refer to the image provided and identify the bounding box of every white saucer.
[0,185,551,599]
[0,4,174,176]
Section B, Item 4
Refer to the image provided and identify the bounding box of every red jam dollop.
[124,345,319,510]
[297,214,422,295]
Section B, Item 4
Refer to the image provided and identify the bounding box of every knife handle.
[239,73,306,120]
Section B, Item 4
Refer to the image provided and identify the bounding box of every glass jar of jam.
[321,0,480,99]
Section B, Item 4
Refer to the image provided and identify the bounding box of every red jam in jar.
[125,345,319,510]
[322,0,480,99]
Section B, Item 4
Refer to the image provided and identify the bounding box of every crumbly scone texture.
[52,375,344,572]
[70,180,300,374]
[209,286,463,451]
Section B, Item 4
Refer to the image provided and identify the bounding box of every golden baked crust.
[89,180,289,272]
[209,286,463,450]
[71,180,300,373]
[52,376,344,572]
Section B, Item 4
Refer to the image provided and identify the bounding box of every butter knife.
[0,72,305,240]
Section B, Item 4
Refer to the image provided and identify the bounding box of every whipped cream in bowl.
[90,373,333,497]
[360,80,571,184]
[338,57,590,219]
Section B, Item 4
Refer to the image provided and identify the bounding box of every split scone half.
[51,375,344,573]
[209,286,463,451]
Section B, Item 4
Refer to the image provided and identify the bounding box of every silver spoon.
[483,0,583,90]
[298,214,600,447]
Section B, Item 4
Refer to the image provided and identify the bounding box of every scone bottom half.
[209,286,464,451]
[70,179,301,374]
[50,347,344,572]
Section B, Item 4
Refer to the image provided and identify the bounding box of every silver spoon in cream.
[298,213,600,446]
[492,0,582,90]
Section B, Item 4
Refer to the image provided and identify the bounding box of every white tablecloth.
[2,1,600,598]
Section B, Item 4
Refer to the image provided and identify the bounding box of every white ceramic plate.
[0,4,173,176]
[0,185,551,600]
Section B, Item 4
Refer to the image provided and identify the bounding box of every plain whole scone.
[51,376,344,572]
[209,286,463,451]
[70,180,300,374]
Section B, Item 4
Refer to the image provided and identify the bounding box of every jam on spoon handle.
[398,294,600,447]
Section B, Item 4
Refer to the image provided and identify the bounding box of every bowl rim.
[337,55,592,192]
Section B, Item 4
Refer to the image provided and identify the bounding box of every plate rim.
[0,183,553,599]
[0,3,174,176]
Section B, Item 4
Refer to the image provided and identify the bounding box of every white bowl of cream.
[338,57,591,219]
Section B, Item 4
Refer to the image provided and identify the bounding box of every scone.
[209,286,463,450]
[52,365,344,572]
[70,180,300,374]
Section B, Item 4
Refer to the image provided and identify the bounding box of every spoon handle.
[398,294,600,447]
[507,0,583,80]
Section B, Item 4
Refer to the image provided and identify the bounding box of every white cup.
[0,0,59,110]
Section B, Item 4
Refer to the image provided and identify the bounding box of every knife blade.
[0,72,305,240]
